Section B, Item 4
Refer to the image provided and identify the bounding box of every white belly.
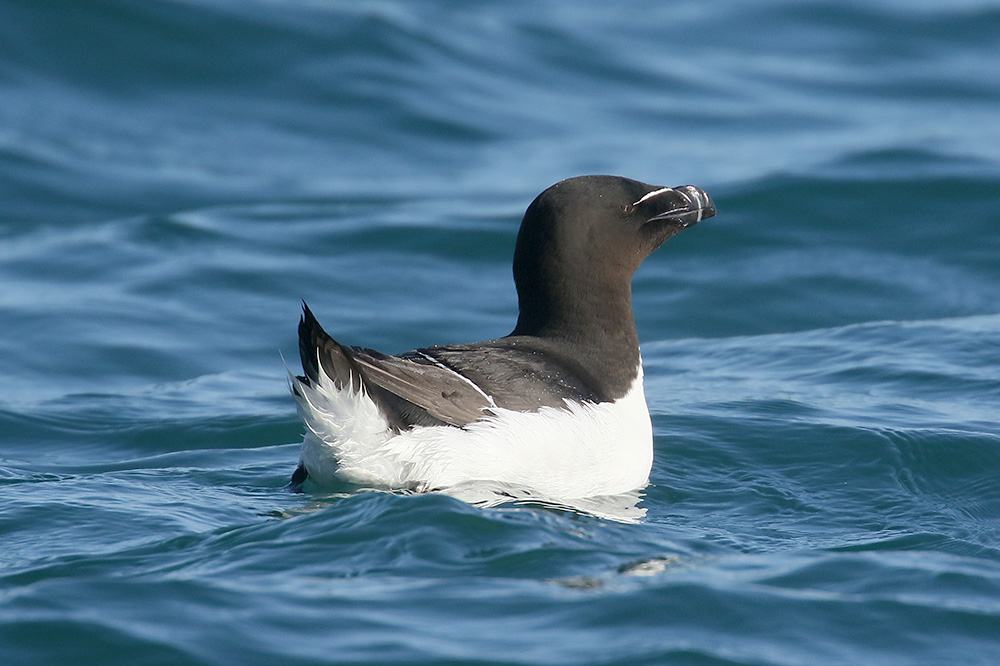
[293,370,653,501]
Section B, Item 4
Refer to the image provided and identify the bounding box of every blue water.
[2,0,1000,663]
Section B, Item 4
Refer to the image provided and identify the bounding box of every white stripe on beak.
[631,187,673,207]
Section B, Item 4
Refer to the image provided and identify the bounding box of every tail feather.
[298,302,363,393]
[298,302,420,432]
[297,302,492,435]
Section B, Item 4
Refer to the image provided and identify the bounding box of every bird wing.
[297,304,492,429]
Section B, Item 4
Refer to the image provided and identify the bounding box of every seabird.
[290,175,715,501]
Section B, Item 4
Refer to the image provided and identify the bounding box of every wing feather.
[298,304,492,429]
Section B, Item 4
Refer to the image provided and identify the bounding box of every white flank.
[291,366,653,501]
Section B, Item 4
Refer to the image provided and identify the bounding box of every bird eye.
[621,203,634,215]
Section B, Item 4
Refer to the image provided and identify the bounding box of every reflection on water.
[293,482,648,523]
[433,482,647,524]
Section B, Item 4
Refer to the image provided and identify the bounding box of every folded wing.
[297,304,493,430]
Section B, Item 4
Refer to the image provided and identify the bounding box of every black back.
[297,176,714,431]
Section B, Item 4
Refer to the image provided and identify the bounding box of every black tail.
[297,302,418,431]
[297,302,367,393]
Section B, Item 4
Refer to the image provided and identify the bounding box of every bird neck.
[511,274,641,371]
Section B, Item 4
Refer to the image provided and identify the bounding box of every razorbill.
[290,175,715,501]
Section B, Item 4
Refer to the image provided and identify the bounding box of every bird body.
[291,176,715,502]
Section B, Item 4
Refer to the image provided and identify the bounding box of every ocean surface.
[2,0,999,663]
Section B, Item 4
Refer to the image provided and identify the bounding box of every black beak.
[645,185,716,228]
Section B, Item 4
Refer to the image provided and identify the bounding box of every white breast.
[292,369,653,501]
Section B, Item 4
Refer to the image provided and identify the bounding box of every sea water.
[2,1,999,664]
